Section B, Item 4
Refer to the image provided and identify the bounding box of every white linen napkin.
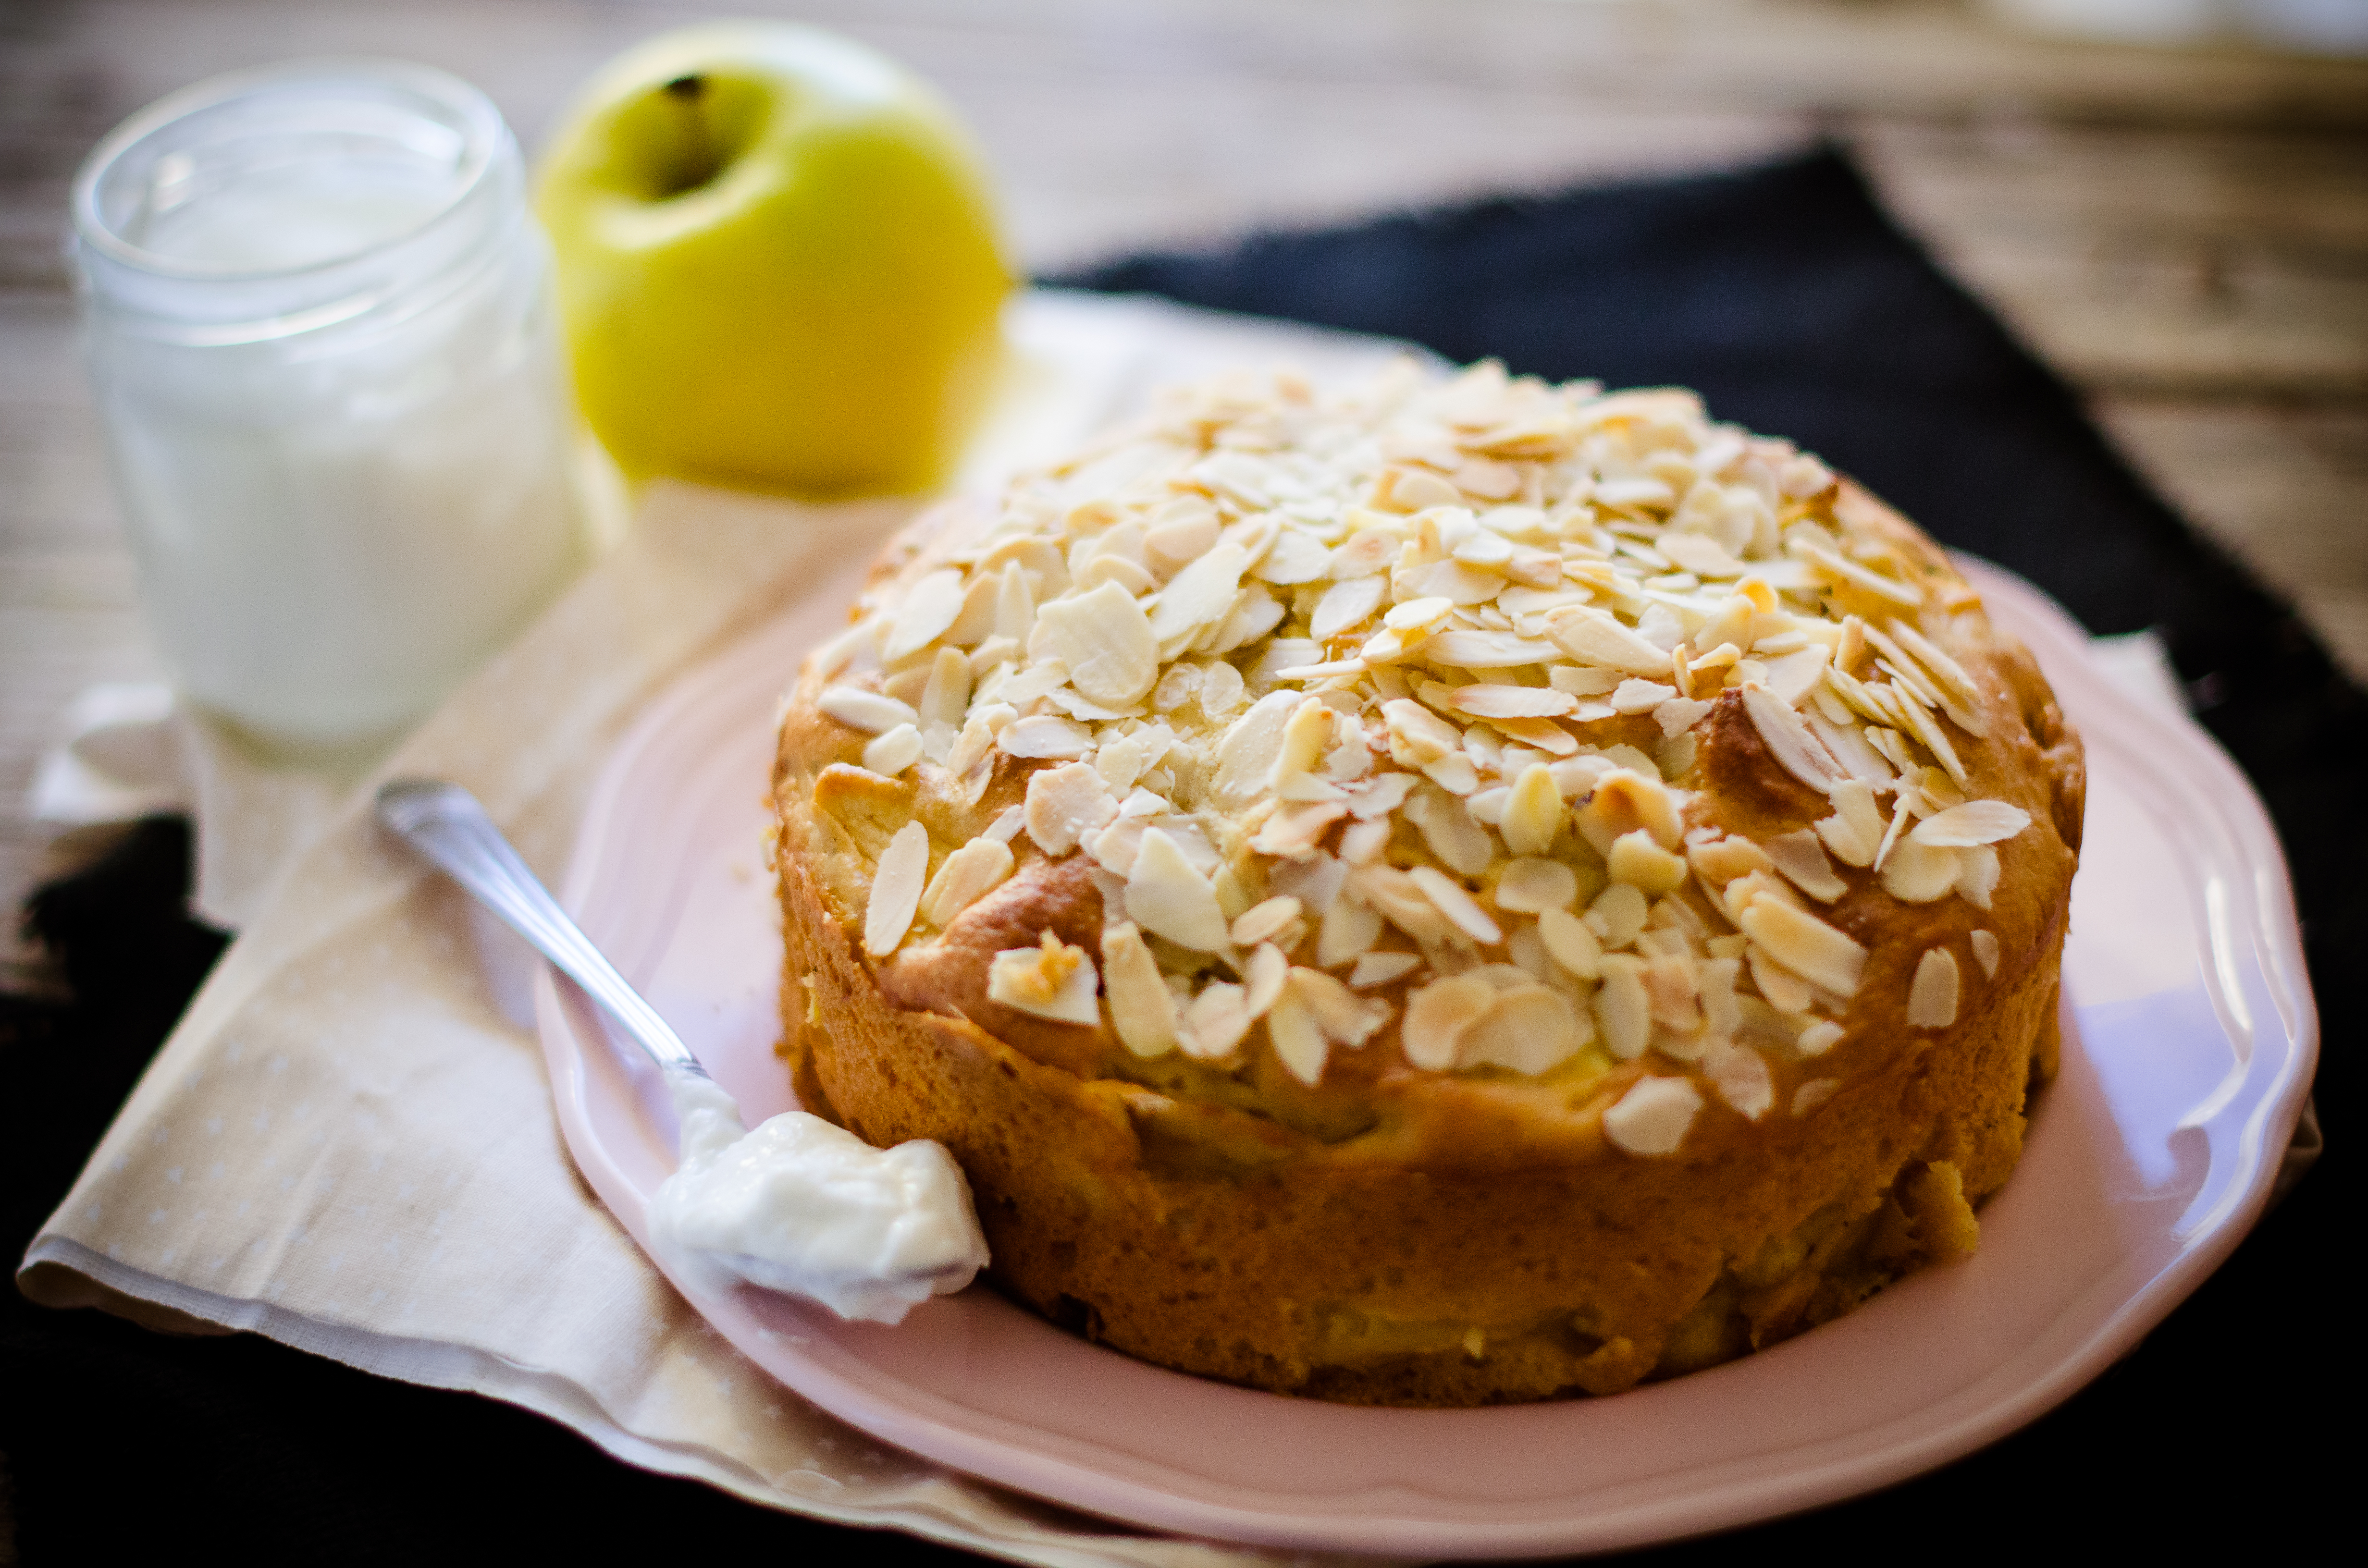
[17,290,1426,1567]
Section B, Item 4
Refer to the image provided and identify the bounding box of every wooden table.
[4,0,2364,985]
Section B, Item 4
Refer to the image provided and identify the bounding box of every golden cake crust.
[769,365,2084,1403]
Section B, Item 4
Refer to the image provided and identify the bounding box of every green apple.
[536,23,1011,495]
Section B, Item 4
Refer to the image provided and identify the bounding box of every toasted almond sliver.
[1603,1075,1702,1155]
[863,821,931,957]
[1907,947,1961,1029]
[1350,950,1421,989]
[1970,928,2001,978]
[1588,881,1651,950]
[919,837,1014,928]
[1033,580,1160,710]
[1608,829,1689,894]
[1764,828,1849,903]
[1880,839,1960,903]
[1149,541,1248,656]
[883,569,967,661]
[1543,607,1672,676]
[1788,537,1922,608]
[1739,897,1867,997]
[1495,856,1578,915]
[1955,844,2001,909]
[1580,767,1685,853]
[1291,966,1394,1046]
[1741,686,1841,795]
[1461,984,1588,1075]
[999,713,1095,759]
[1796,1019,1845,1056]
[1449,685,1578,720]
[1704,1040,1773,1120]
[1180,981,1251,1060]
[1311,575,1387,641]
[1423,631,1561,668]
[1244,942,1290,1018]
[862,723,925,776]
[1593,954,1652,1059]
[1792,1077,1840,1115]
[1125,828,1231,952]
[1024,761,1118,855]
[1402,974,1497,1069]
[1410,866,1503,946]
[1266,990,1330,1086]
[1100,923,1179,1058]
[985,932,1101,1025]
[1232,895,1306,949]
[1317,900,1383,965]
[819,686,920,735]
[1908,800,2032,847]
[1538,905,1603,979]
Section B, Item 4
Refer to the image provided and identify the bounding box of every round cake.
[769,360,2084,1405]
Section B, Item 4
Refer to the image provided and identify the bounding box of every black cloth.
[3,150,2343,1563]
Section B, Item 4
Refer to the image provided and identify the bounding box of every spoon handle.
[375,778,708,1080]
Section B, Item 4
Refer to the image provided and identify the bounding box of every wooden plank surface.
[3,0,2364,980]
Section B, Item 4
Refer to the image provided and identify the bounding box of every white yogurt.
[647,1071,989,1324]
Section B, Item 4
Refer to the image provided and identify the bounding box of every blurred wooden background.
[2,0,2364,982]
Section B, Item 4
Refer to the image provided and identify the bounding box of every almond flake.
[1608,830,1688,894]
[1025,761,1118,855]
[1739,898,1866,997]
[1538,905,1603,979]
[1311,575,1387,640]
[1143,507,1220,573]
[1587,882,1651,949]
[1593,955,1652,1059]
[1612,678,1678,715]
[1880,839,1960,903]
[1254,528,1332,585]
[1032,580,1159,710]
[1788,537,1922,608]
[1148,541,1247,656]
[1180,981,1251,1060]
[1492,764,1561,858]
[1266,989,1330,1085]
[1350,950,1421,988]
[1352,865,1455,946]
[999,713,1095,760]
[1579,768,1685,853]
[1741,686,1842,795]
[986,931,1100,1026]
[1764,829,1849,903]
[863,821,931,957]
[1908,800,2031,848]
[1792,1077,1840,1116]
[919,838,1014,928]
[1422,630,1560,668]
[1796,1019,1844,1056]
[1448,684,1577,720]
[1970,929,2001,978]
[1604,1075,1702,1155]
[1955,845,2001,909]
[1907,947,1961,1029]
[819,686,919,735]
[862,723,925,776]
[1251,800,1349,858]
[1704,1040,1774,1120]
[1543,607,1672,676]
[1402,973,1497,1069]
[1660,532,1746,578]
[1749,946,1814,1014]
[1211,690,1301,806]
[1410,865,1504,945]
[1688,834,1775,887]
[1292,966,1394,1046]
[1492,855,1571,913]
[1244,942,1290,1017]
[1125,828,1231,951]
[1654,697,1715,736]
[1461,983,1590,1075]
[883,569,967,661]
[1406,785,1495,875]
[1231,895,1306,949]
[1100,923,1180,1057]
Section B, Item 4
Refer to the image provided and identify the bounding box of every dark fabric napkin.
[3,148,2342,1563]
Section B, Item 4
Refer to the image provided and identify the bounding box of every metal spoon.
[373,778,989,1322]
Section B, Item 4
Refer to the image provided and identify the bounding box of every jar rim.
[71,55,506,286]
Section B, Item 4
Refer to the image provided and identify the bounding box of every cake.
[768,360,2084,1405]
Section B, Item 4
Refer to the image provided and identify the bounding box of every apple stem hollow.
[658,74,719,195]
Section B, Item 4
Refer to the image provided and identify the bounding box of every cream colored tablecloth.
[16,291,1426,1567]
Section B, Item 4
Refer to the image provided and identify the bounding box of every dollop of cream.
[647,1072,989,1324]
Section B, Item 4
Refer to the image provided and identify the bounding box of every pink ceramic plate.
[535,557,2316,1556]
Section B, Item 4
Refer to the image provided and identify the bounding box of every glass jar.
[72,58,587,763]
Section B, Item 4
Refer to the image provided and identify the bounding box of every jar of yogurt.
[72,59,587,762]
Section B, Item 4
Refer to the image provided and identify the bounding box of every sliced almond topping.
[1423,630,1562,668]
[1641,952,1702,1033]
[1381,698,1463,767]
[999,713,1095,760]
[1211,690,1301,806]
[863,821,931,957]
[1542,606,1672,676]
[1739,898,1866,997]
[1955,845,2001,909]
[1593,954,1652,1059]
[1403,973,1497,1069]
[1608,830,1689,894]
[1180,981,1251,1060]
[1242,941,1292,1018]
[819,686,920,735]
[1764,829,1849,902]
[1587,881,1651,949]
[1579,767,1685,853]
[1311,575,1387,640]
[918,837,1014,928]
[1688,834,1776,887]
[1792,1077,1840,1116]
[1496,856,1578,915]
[883,569,967,662]
[1970,928,2001,978]
[1291,966,1394,1045]
[1024,761,1119,856]
[1350,950,1421,988]
[1538,905,1603,979]
[1148,541,1247,657]
[1448,684,1578,720]
[1603,1075,1702,1155]
[1033,580,1159,710]
[1266,988,1330,1086]
[1493,765,1561,860]
[1317,899,1383,964]
[1787,537,1922,608]
[1749,945,1815,1014]
[987,931,1100,1025]
[1250,800,1350,858]
[1410,865,1504,946]
[1143,506,1220,573]
[1704,1040,1774,1120]
[1698,955,1742,1037]
[1907,947,1961,1029]
[1100,923,1180,1057]
[1125,828,1232,952]
[1231,896,1306,949]
[1815,778,1887,869]
[1880,839,1961,904]
[1741,686,1842,795]
[1351,865,1455,946]
[1461,983,1590,1075]
[862,723,925,777]
[1908,800,2031,848]
[1796,1019,1844,1056]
